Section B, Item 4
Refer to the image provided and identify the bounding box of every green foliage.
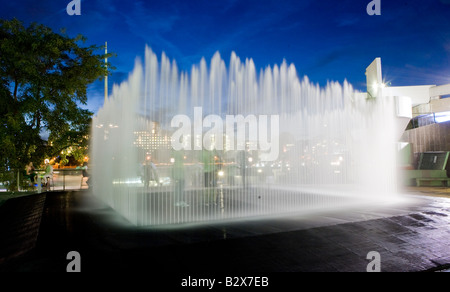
[0,18,114,189]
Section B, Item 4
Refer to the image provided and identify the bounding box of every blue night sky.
[2,0,450,114]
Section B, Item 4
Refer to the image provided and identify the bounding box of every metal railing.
[36,168,89,192]
[0,169,89,193]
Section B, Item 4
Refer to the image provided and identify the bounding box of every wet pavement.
[0,187,450,274]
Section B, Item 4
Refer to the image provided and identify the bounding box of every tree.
[0,18,114,190]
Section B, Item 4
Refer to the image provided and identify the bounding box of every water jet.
[90,47,401,226]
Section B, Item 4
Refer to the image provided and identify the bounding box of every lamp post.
[104,41,108,103]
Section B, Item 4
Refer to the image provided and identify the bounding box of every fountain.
[90,46,399,226]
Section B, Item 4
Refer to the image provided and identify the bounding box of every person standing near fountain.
[81,162,90,187]
[202,149,221,206]
[24,162,37,185]
[172,150,189,207]
[42,159,53,191]
[142,156,160,188]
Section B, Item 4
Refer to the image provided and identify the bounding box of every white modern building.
[368,58,450,186]
[367,58,450,130]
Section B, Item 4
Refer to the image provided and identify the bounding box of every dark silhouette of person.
[143,156,160,188]
[82,162,90,186]
[172,150,188,207]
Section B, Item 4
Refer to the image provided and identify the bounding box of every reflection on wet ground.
[1,189,450,272]
[113,186,380,225]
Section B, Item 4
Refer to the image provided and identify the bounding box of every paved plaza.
[0,187,450,275]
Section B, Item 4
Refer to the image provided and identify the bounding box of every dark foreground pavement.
[1,188,450,276]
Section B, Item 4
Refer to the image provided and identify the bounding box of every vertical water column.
[90,46,399,226]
